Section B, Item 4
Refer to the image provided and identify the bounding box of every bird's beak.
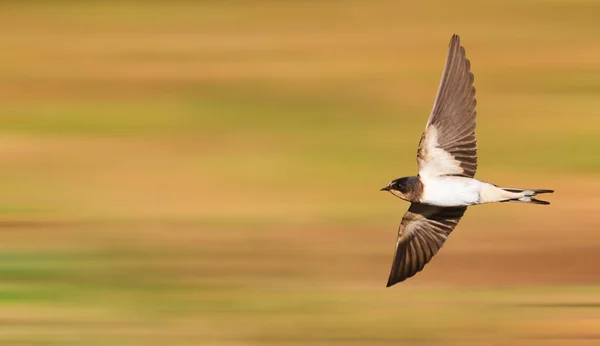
[380,186,390,191]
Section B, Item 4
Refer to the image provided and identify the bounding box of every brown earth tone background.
[0,1,599,345]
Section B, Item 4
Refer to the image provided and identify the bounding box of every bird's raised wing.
[417,34,477,178]
[387,203,466,286]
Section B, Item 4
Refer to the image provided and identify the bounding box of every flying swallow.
[381,34,553,287]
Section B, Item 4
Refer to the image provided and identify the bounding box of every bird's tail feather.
[500,188,554,205]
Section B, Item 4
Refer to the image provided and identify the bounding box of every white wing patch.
[418,126,463,178]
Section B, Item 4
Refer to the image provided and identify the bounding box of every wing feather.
[386,203,466,287]
[417,34,478,178]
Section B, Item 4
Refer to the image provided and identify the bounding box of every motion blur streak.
[0,1,598,345]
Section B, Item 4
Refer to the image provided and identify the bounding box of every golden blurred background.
[0,1,599,345]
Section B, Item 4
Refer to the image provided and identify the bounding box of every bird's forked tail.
[500,188,554,205]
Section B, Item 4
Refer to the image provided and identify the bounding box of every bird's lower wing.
[387,203,467,287]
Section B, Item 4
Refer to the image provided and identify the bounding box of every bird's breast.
[420,176,481,207]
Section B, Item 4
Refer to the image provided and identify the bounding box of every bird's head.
[380,177,419,202]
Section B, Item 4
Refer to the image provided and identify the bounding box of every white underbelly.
[420,177,482,207]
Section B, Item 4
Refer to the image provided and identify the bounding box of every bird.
[380,34,554,287]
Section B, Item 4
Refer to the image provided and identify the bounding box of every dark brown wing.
[387,203,466,287]
[417,34,477,178]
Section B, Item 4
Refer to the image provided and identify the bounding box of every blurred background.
[0,1,598,345]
